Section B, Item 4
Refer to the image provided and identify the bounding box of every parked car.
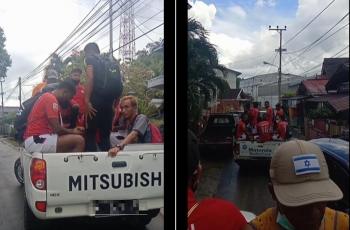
[310,138,349,213]
[199,113,236,157]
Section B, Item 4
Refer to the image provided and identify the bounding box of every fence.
[0,123,15,137]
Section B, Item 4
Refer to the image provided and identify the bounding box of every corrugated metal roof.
[306,95,349,112]
[302,79,328,95]
[321,58,349,79]
[326,63,349,91]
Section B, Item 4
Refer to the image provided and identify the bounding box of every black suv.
[199,113,236,157]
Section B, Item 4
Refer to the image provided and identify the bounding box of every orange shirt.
[277,121,288,140]
[24,93,59,139]
[249,108,259,127]
[32,82,47,97]
[236,120,246,139]
[257,121,272,142]
[265,106,273,125]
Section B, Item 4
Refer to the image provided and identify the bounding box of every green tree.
[187,18,229,130]
[0,27,12,79]
[61,50,87,81]
[120,40,164,118]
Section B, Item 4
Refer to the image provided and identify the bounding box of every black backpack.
[14,93,43,142]
[93,55,123,100]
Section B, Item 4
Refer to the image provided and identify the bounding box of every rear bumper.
[32,198,163,220]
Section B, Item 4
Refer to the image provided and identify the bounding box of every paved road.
[196,154,275,216]
[0,138,163,230]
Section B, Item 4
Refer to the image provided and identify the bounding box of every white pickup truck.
[17,144,163,230]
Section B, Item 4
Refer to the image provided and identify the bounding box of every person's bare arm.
[108,130,139,157]
[48,118,84,136]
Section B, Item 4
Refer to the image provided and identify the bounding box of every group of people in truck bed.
[22,42,155,157]
[236,101,289,142]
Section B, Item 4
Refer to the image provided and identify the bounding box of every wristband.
[116,144,125,150]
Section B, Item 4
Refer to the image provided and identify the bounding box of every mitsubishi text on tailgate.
[21,143,164,230]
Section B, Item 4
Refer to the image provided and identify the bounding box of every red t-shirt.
[72,84,85,114]
[277,121,288,140]
[24,93,59,139]
[59,99,79,127]
[249,108,259,127]
[265,106,273,125]
[236,120,246,139]
[188,188,247,230]
[257,121,272,142]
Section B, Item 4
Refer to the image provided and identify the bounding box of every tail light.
[35,201,47,212]
[30,158,46,190]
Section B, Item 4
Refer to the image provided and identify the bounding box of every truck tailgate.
[43,144,163,206]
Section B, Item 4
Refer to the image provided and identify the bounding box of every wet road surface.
[0,137,163,230]
[196,153,275,216]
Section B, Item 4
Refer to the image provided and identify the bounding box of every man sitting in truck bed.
[236,113,249,140]
[108,95,150,157]
[24,79,85,153]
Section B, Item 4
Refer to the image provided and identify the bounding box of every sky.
[188,0,349,78]
[0,0,163,106]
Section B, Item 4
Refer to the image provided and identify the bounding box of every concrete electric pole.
[109,0,114,58]
[269,25,286,104]
[18,77,22,109]
[0,76,4,116]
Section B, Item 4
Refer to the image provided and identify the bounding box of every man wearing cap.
[249,140,349,230]
[32,68,60,96]
[187,129,253,230]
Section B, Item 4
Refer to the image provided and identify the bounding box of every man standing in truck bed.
[84,43,123,152]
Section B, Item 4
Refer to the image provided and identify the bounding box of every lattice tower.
[119,0,135,64]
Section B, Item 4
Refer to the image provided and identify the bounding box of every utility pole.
[18,77,22,109]
[0,76,4,116]
[269,25,286,104]
[109,0,114,58]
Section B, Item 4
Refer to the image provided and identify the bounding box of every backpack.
[14,93,43,142]
[93,55,123,100]
[141,122,163,143]
[149,123,163,143]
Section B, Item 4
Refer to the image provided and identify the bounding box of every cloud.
[229,6,247,19]
[209,33,254,66]
[189,0,349,79]
[0,0,164,106]
[255,0,277,8]
[188,1,216,29]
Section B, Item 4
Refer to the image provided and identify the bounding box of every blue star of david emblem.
[304,160,311,168]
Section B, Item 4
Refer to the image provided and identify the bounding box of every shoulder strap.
[187,202,200,218]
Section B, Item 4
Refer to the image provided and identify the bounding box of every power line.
[299,45,349,76]
[100,9,164,52]
[283,12,349,66]
[59,0,141,59]
[20,0,108,84]
[283,0,336,46]
[93,0,158,51]
[113,22,164,53]
[4,0,109,102]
